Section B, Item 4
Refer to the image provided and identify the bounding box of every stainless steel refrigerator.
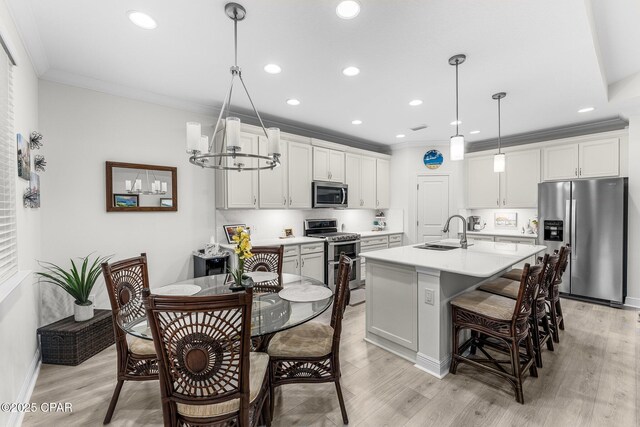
[538,178,627,305]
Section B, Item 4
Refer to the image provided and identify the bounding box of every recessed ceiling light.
[450,120,462,126]
[352,120,362,125]
[578,107,595,113]
[264,64,282,74]
[286,99,300,106]
[470,130,480,134]
[409,99,423,106]
[342,66,360,77]
[127,11,157,29]
[336,1,361,19]
[396,134,406,138]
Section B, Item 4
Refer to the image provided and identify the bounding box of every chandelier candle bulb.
[125,180,132,192]
[198,135,209,154]
[267,127,281,157]
[161,182,167,193]
[134,179,142,191]
[186,122,201,152]
[154,180,160,193]
[226,117,242,151]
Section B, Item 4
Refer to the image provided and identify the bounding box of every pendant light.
[449,54,466,161]
[492,92,507,172]
[186,3,280,172]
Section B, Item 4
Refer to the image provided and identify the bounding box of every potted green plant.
[37,254,111,322]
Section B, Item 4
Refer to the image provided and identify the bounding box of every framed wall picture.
[17,133,30,180]
[423,149,444,170]
[223,224,247,244]
[160,198,173,207]
[113,194,139,208]
[495,212,517,228]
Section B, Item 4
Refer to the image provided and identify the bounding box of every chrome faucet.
[442,215,468,249]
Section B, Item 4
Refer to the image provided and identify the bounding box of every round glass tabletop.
[117,273,333,339]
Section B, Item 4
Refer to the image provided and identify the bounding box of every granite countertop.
[220,236,321,249]
[360,238,546,278]
[465,230,538,239]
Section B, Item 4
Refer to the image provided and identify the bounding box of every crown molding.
[390,139,450,152]
[6,0,49,74]
[467,116,628,153]
[41,68,390,154]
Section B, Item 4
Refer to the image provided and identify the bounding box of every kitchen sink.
[414,243,461,251]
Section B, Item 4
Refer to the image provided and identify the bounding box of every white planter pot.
[74,302,94,322]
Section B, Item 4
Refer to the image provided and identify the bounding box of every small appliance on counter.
[373,211,386,231]
[467,216,485,231]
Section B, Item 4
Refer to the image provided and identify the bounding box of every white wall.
[0,2,41,426]
[38,81,216,323]
[626,116,640,307]
[390,143,465,244]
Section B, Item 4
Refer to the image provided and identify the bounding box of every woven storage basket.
[38,309,115,366]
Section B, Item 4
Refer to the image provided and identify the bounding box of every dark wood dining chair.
[243,245,284,292]
[449,261,544,404]
[101,253,158,424]
[143,287,271,427]
[267,254,352,424]
[479,251,562,368]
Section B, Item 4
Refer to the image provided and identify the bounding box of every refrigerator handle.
[571,199,576,260]
[565,199,571,248]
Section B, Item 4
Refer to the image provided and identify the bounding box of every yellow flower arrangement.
[230,226,253,288]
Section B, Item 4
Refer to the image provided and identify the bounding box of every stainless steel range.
[304,219,361,290]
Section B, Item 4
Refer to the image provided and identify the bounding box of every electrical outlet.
[425,288,434,305]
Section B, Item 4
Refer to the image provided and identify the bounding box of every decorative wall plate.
[423,149,444,169]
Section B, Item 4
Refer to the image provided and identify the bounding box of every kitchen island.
[361,239,546,378]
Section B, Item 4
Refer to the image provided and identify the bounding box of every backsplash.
[458,208,538,233]
[214,208,404,243]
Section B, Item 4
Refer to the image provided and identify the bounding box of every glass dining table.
[117,273,334,350]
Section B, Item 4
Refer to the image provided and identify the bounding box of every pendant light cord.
[233,12,238,67]
[455,61,460,136]
[497,97,502,154]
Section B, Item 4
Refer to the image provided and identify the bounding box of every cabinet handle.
[329,171,332,179]
[253,196,257,205]
[497,199,499,206]
[579,168,582,176]
[575,168,578,177]
[361,199,364,206]
[295,259,299,268]
[503,199,506,206]
[376,200,379,206]
[289,197,293,205]
[283,197,287,206]
[301,258,305,267]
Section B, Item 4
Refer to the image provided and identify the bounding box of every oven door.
[327,241,361,290]
[313,182,348,208]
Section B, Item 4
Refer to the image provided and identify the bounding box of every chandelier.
[186,3,281,171]
[125,170,167,195]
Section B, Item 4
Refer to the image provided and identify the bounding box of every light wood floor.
[24,298,639,426]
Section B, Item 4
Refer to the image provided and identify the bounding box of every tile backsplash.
[458,208,538,233]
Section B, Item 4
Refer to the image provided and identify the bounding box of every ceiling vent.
[410,124,428,132]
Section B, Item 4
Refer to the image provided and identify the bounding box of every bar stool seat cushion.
[501,268,523,281]
[176,352,269,418]
[478,277,520,300]
[450,290,516,321]
[268,322,334,358]
[127,336,156,356]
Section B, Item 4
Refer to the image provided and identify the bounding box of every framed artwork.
[17,133,30,180]
[224,224,247,244]
[423,149,444,170]
[495,212,517,228]
[113,194,139,208]
[160,198,173,207]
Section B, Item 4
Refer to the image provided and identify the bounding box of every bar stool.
[449,262,544,404]
[478,251,563,368]
[501,244,570,343]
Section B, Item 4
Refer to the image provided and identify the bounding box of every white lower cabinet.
[282,256,300,275]
[360,234,403,282]
[495,237,538,269]
[301,252,324,282]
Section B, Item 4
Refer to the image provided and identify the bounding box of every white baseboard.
[8,347,41,427]
[415,352,450,379]
[625,297,640,309]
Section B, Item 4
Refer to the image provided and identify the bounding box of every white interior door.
[417,175,449,243]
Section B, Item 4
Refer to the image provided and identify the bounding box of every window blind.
[0,53,16,284]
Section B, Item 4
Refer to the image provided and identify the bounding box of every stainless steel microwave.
[312,181,348,208]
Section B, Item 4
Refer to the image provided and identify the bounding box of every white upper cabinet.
[288,140,313,208]
[543,138,619,181]
[259,139,288,208]
[376,158,390,209]
[501,149,540,208]
[543,144,579,181]
[467,155,501,208]
[313,146,345,183]
[216,132,259,209]
[345,153,361,209]
[578,138,619,178]
[360,156,377,209]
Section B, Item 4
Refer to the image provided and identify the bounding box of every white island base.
[363,240,546,379]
